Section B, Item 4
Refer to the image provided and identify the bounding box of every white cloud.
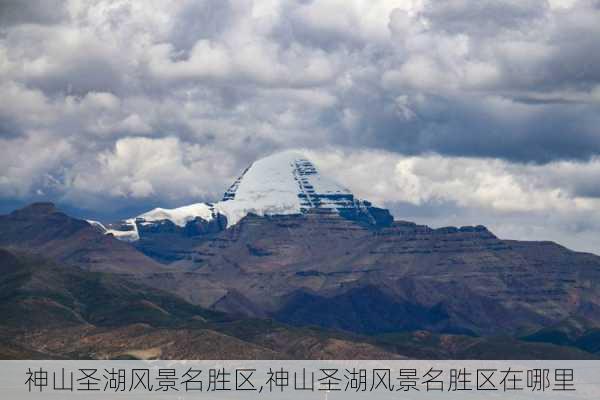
[307,148,600,253]
[67,136,236,203]
[0,133,74,198]
[1,0,600,252]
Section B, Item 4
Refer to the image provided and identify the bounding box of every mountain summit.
[96,151,393,241]
[218,150,392,227]
[5,162,600,357]
[221,151,353,221]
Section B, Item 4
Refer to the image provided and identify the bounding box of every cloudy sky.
[1,0,600,252]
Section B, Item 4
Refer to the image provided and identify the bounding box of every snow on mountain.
[97,150,392,241]
[87,218,140,241]
[86,219,107,232]
[138,203,215,227]
[106,219,140,241]
[216,150,353,227]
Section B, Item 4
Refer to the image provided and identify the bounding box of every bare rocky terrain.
[1,203,599,359]
[136,210,600,337]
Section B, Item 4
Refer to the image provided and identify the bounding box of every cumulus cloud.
[1,0,600,251]
[68,136,235,201]
[308,148,600,253]
[0,0,67,27]
[421,0,549,36]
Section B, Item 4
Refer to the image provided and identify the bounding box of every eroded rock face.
[137,211,600,336]
[13,201,599,338]
[4,201,600,358]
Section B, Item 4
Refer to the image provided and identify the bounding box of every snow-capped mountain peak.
[95,151,393,241]
[216,150,354,226]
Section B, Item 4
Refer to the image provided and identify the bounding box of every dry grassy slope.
[0,247,407,359]
[16,325,283,360]
[13,323,407,360]
[0,248,223,330]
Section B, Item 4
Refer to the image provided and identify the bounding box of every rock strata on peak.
[99,151,393,244]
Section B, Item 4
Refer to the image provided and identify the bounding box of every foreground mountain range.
[1,151,600,359]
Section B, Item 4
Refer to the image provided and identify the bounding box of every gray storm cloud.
[1,0,600,252]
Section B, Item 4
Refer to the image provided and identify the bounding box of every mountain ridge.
[6,195,600,338]
[0,245,595,359]
[2,151,600,358]
[0,202,165,273]
[93,151,394,242]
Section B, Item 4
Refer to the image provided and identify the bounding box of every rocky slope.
[0,203,163,273]
[137,211,600,337]
[1,204,599,358]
